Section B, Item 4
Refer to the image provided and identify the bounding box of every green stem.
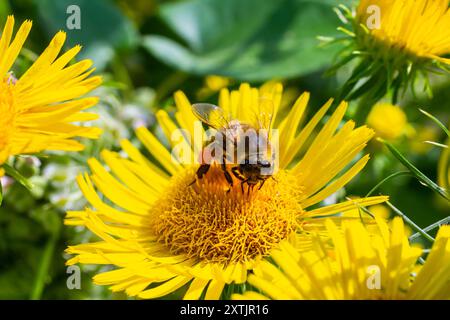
[365,171,411,197]
[3,163,34,190]
[20,48,39,62]
[354,94,377,125]
[386,201,435,243]
[30,225,61,300]
[409,216,450,241]
[111,53,134,100]
[419,108,450,138]
[153,71,188,108]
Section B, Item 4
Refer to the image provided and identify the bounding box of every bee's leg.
[189,164,210,186]
[240,179,249,194]
[231,166,245,181]
[258,178,266,190]
[231,167,247,194]
[197,163,211,179]
[221,162,233,192]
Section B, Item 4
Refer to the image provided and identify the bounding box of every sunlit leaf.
[36,0,139,70]
[143,0,351,81]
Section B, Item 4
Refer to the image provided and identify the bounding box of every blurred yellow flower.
[116,0,157,25]
[197,75,231,99]
[366,103,407,140]
[0,16,102,176]
[205,75,230,92]
[368,204,390,219]
[409,126,440,154]
[233,217,450,300]
[65,83,387,299]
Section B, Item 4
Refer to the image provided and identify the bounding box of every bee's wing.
[250,97,275,132]
[192,103,229,129]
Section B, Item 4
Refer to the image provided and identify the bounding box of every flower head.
[0,16,102,174]
[233,217,450,300]
[333,0,450,103]
[65,83,386,299]
[366,103,407,140]
[357,0,450,64]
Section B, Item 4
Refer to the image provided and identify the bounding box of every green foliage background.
[0,0,448,299]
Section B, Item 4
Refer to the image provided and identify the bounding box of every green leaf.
[143,0,352,81]
[2,164,34,191]
[30,223,61,300]
[380,139,449,201]
[0,0,11,17]
[36,0,139,70]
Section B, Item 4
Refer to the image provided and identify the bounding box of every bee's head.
[240,159,273,179]
[242,158,271,168]
[257,159,271,168]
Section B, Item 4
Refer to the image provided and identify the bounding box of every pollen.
[151,166,303,264]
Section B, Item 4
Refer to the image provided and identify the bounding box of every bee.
[190,99,276,193]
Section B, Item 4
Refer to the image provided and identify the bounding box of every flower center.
[0,78,16,162]
[151,165,303,264]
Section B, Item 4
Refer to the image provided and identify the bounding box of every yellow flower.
[0,16,102,174]
[333,0,450,103]
[65,83,387,299]
[233,217,450,300]
[366,103,407,140]
[357,0,450,65]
